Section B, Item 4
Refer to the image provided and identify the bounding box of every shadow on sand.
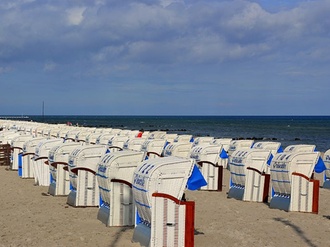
[273,217,317,247]
[109,226,134,247]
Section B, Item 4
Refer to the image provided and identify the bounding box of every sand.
[1,165,330,247]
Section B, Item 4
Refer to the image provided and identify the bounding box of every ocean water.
[16,115,330,153]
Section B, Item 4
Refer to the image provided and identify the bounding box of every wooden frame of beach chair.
[150,192,195,247]
[0,144,11,167]
[290,172,319,213]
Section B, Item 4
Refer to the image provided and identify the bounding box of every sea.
[2,115,330,153]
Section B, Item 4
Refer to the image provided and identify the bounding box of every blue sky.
[0,0,329,116]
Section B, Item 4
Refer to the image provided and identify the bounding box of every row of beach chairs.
[1,120,330,247]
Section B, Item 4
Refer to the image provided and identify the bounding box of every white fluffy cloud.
[0,0,329,115]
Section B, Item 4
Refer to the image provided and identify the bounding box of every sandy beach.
[1,165,330,247]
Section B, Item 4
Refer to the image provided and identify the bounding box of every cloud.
[66,7,86,26]
[0,66,12,74]
[43,61,57,71]
[0,0,329,115]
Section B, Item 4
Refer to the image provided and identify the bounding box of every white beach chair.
[269,152,325,213]
[322,149,330,188]
[95,133,116,145]
[48,142,83,196]
[123,137,147,152]
[85,132,102,145]
[173,134,193,143]
[67,145,108,207]
[227,149,273,202]
[140,139,167,159]
[10,134,34,172]
[64,128,81,142]
[163,142,193,158]
[107,135,129,152]
[283,144,316,153]
[0,130,21,145]
[252,141,283,155]
[145,131,166,140]
[33,138,64,186]
[132,156,206,247]
[96,150,145,227]
[227,139,254,158]
[212,138,232,152]
[192,136,215,146]
[164,133,178,144]
[73,129,92,143]
[189,143,228,191]
[20,137,48,178]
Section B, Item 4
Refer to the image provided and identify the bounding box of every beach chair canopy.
[132,156,206,225]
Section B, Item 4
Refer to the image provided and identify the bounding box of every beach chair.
[227,139,254,158]
[55,127,70,140]
[0,143,11,167]
[251,141,283,173]
[34,125,48,137]
[192,136,215,146]
[269,152,326,213]
[67,145,108,207]
[141,139,167,159]
[10,134,34,172]
[227,149,273,202]
[163,142,193,158]
[48,142,83,196]
[132,156,206,247]
[96,150,145,227]
[212,138,232,152]
[74,129,95,143]
[85,132,102,145]
[123,137,147,151]
[20,137,48,178]
[173,134,193,143]
[32,138,64,186]
[0,130,21,145]
[49,125,66,138]
[146,131,167,139]
[107,135,129,152]
[64,128,81,142]
[164,133,178,144]
[118,129,140,139]
[212,138,232,168]
[283,144,316,153]
[322,149,330,189]
[252,141,283,155]
[189,143,228,191]
[95,133,116,145]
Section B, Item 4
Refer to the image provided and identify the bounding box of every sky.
[0,0,329,116]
